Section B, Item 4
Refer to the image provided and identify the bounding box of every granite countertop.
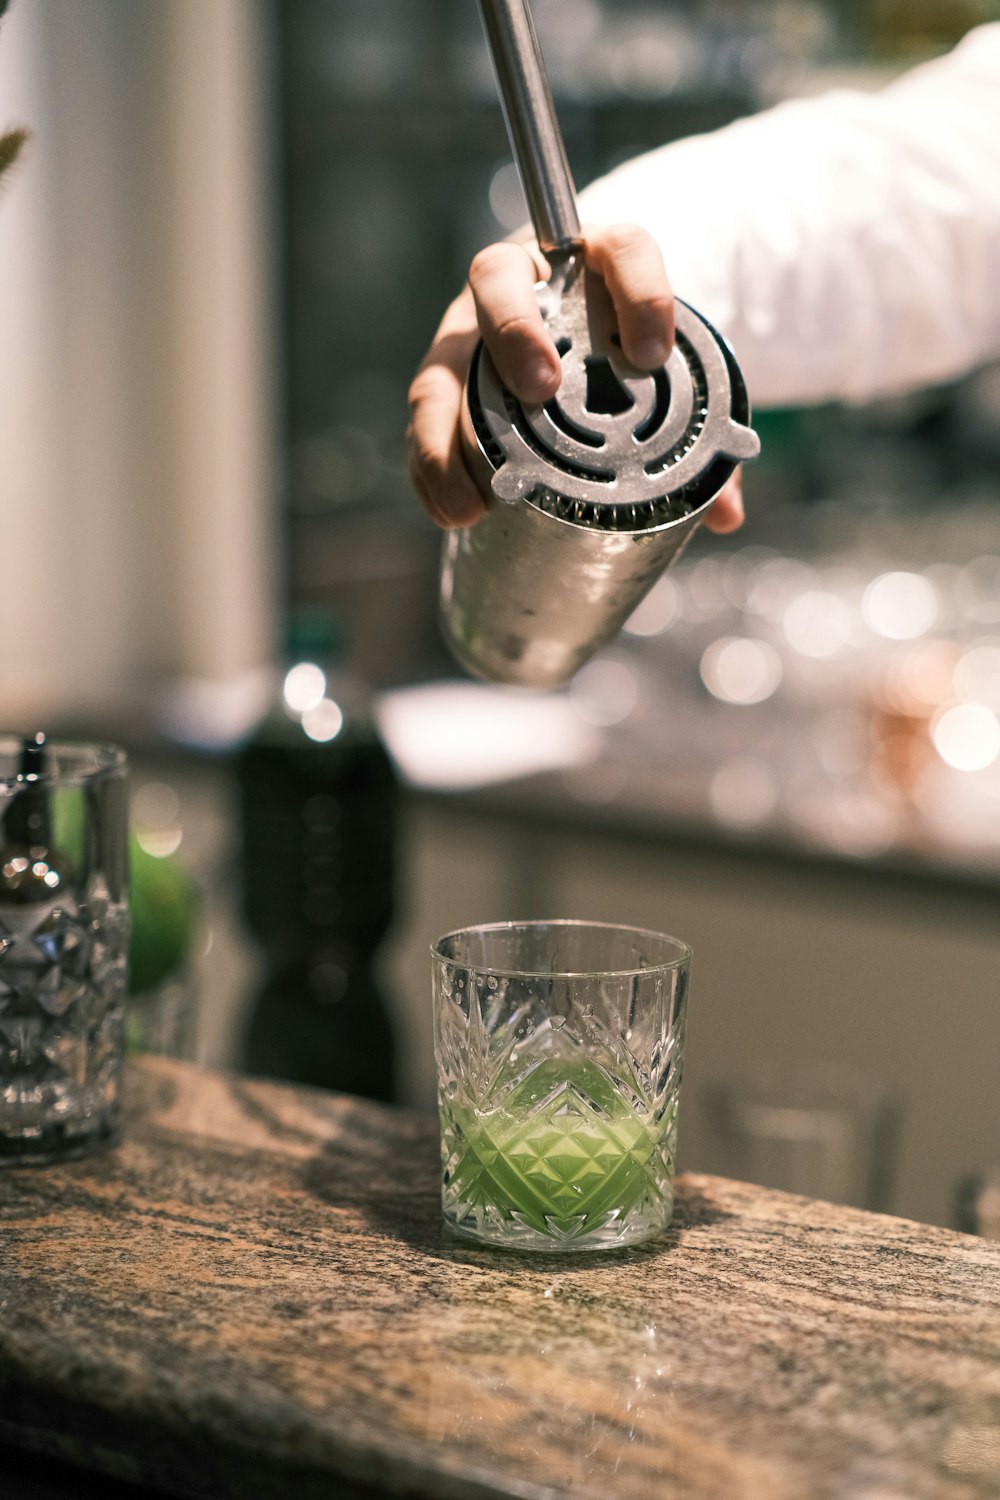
[3,1058,1000,1500]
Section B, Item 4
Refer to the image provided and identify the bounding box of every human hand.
[406,223,744,533]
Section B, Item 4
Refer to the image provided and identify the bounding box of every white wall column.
[0,0,278,726]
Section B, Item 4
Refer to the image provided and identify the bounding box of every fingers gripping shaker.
[439,0,760,690]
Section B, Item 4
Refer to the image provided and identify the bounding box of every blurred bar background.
[1,0,999,1232]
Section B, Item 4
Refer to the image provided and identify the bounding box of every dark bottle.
[236,619,397,1101]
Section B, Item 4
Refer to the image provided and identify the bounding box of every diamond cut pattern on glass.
[32,904,91,973]
[434,928,689,1250]
[441,1040,680,1248]
[0,888,128,1136]
[443,1074,670,1241]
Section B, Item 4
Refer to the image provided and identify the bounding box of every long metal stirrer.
[477,0,582,259]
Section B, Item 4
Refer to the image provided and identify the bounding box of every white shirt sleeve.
[576,24,1000,409]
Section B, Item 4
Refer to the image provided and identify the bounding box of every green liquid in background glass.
[442,1056,672,1239]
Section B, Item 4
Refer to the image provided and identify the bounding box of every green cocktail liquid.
[441,1056,673,1242]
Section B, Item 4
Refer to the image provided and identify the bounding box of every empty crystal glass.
[432,920,691,1251]
[0,738,129,1164]
[702,1064,903,1212]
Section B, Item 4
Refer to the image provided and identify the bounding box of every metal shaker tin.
[437,0,760,690]
[441,263,759,689]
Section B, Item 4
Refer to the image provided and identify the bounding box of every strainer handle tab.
[477,0,582,259]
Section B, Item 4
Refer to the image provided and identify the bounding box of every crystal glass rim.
[0,738,127,792]
[431,918,692,980]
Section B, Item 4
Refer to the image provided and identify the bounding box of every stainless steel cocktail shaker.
[439,0,760,691]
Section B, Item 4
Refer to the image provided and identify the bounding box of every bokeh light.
[302,698,345,743]
[862,571,938,641]
[570,657,639,726]
[782,590,852,658]
[700,637,782,705]
[932,703,1000,772]
[953,640,1000,710]
[284,662,326,714]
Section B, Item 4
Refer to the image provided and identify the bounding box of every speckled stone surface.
[2,1058,1000,1500]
